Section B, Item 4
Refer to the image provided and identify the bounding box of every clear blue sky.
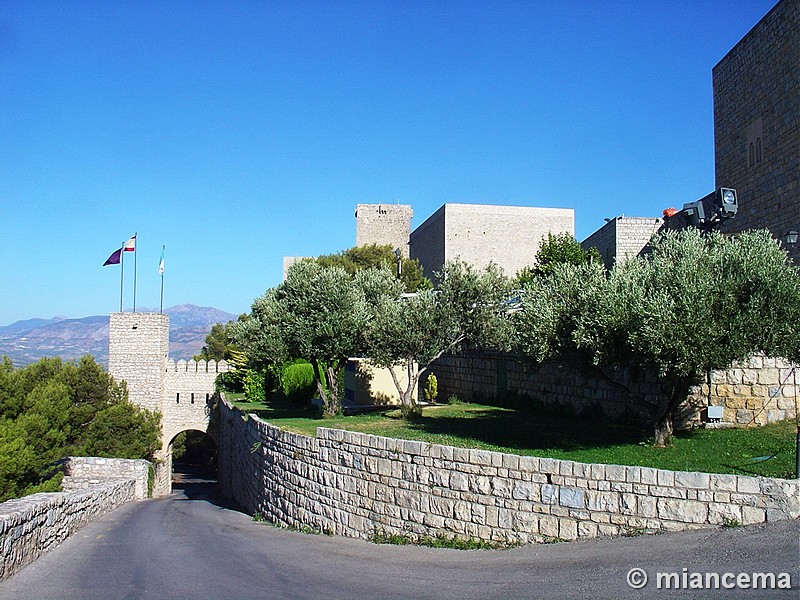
[0,0,777,325]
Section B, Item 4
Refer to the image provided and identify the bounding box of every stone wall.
[0,457,149,581]
[714,0,799,240]
[162,359,227,444]
[410,203,574,281]
[429,351,798,429]
[108,313,223,496]
[217,398,799,546]
[581,216,663,270]
[62,456,152,500]
[108,312,169,412]
[355,204,413,257]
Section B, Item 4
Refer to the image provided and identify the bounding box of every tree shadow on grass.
[240,394,316,420]
[405,406,649,453]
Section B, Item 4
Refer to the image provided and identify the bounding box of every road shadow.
[172,464,244,512]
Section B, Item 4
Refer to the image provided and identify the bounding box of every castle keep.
[355,203,413,258]
[714,0,799,239]
[108,312,227,495]
[355,202,575,280]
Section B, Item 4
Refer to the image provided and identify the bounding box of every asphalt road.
[1,474,797,600]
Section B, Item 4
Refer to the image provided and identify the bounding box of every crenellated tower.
[108,312,228,495]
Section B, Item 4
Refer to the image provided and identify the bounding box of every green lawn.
[231,397,798,479]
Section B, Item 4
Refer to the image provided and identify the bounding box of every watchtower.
[355,204,413,257]
[108,312,227,495]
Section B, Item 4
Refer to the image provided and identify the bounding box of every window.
[745,117,763,168]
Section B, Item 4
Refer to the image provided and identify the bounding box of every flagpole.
[133,233,138,313]
[119,241,125,312]
[159,245,165,314]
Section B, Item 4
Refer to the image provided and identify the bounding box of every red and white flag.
[123,234,136,252]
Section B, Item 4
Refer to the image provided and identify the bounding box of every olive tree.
[514,229,800,446]
[232,261,398,417]
[365,260,513,417]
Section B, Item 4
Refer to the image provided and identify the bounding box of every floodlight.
[717,188,738,218]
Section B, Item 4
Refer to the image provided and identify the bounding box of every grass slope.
[231,397,797,479]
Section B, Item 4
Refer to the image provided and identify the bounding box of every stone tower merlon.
[108,312,169,413]
[355,204,413,258]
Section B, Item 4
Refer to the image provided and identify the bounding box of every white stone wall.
[355,204,413,257]
[410,203,574,280]
[62,456,151,500]
[581,216,662,270]
[217,399,798,546]
[0,457,149,581]
[108,314,226,496]
[108,312,169,412]
[162,359,227,443]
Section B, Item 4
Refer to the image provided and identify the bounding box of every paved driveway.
[1,476,797,599]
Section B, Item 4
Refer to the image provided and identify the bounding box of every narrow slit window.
[176,393,180,404]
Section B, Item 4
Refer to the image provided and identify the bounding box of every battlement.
[165,359,230,373]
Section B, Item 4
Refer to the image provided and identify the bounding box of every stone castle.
[354,202,574,281]
[108,312,227,495]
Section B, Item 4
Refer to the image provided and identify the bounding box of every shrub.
[423,374,438,403]
[243,370,265,403]
[281,361,316,403]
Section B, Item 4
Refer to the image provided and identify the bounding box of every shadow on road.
[172,465,244,512]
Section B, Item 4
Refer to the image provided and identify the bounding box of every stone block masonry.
[0,457,150,581]
[410,203,574,282]
[108,312,226,496]
[355,204,413,258]
[714,0,799,241]
[217,398,798,546]
[431,351,798,429]
[108,312,169,412]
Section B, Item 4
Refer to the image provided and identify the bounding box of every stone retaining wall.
[0,457,150,581]
[429,351,798,428]
[217,399,799,546]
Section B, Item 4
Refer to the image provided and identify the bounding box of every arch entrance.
[108,312,228,496]
[170,429,218,496]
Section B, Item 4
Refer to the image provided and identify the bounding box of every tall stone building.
[355,204,413,257]
[409,203,574,280]
[581,217,663,270]
[714,0,799,238]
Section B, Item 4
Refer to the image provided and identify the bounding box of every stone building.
[581,216,663,270]
[714,0,799,239]
[108,312,227,495]
[355,203,413,257]
[409,203,574,280]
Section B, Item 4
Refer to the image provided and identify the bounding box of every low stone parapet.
[62,456,151,500]
[0,457,151,581]
[217,399,799,546]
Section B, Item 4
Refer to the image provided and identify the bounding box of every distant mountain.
[0,304,239,368]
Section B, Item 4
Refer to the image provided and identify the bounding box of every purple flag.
[103,248,122,266]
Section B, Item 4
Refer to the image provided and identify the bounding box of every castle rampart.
[108,313,223,495]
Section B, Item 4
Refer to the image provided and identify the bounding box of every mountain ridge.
[0,304,239,367]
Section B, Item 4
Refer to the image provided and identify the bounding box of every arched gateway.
[108,312,228,495]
